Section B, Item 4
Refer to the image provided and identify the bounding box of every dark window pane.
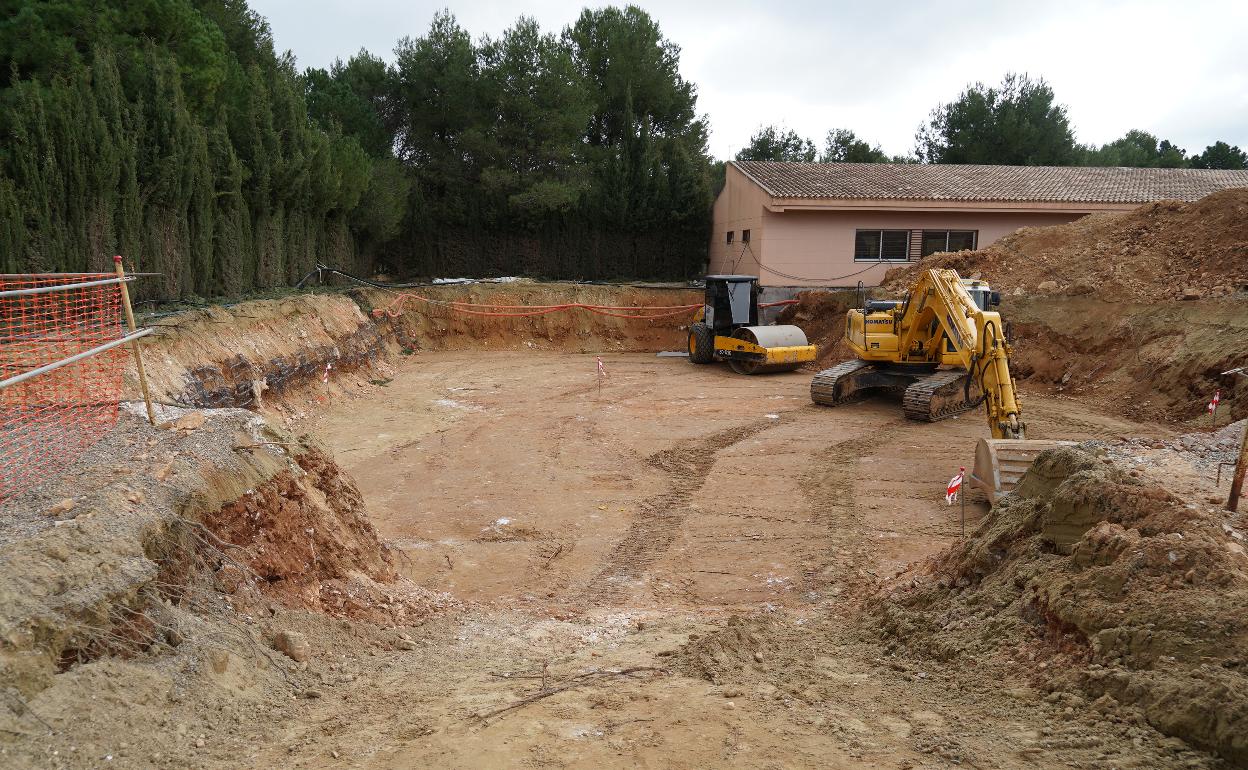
[881,230,909,259]
[854,230,881,259]
[920,231,948,257]
[726,231,734,244]
[742,229,751,243]
[947,231,975,251]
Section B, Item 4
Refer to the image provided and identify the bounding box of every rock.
[396,639,418,651]
[302,689,324,699]
[171,412,207,432]
[154,462,174,481]
[46,498,76,516]
[209,650,230,674]
[273,630,311,662]
[126,491,144,504]
[1180,287,1203,300]
[721,688,743,699]
[194,738,206,748]
[1037,280,1059,293]
[753,651,765,663]
[1226,542,1246,557]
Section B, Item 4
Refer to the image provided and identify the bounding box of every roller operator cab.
[687,275,817,375]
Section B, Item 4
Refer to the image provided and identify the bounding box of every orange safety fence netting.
[0,274,128,501]
[368,293,800,320]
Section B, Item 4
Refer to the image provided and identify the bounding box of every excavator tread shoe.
[901,369,985,423]
[810,359,874,407]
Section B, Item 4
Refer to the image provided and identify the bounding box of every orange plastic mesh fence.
[0,273,128,500]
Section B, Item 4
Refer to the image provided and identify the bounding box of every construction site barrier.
[297,263,800,320]
[0,267,152,501]
[370,293,799,320]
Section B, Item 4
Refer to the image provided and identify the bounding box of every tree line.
[0,2,713,299]
[3,5,1244,302]
[737,73,1247,170]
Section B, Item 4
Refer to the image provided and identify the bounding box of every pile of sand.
[884,189,1248,302]
[876,444,1248,764]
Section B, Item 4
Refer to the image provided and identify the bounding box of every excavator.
[809,268,1071,503]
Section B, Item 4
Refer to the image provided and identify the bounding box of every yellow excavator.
[810,268,1071,502]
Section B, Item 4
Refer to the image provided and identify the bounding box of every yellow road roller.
[687,275,816,374]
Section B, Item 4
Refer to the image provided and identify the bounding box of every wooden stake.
[113,256,156,425]
[1229,419,1248,514]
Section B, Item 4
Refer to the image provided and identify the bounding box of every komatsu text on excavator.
[810,268,1072,502]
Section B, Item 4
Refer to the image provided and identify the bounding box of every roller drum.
[729,326,809,374]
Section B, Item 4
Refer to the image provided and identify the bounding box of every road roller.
[687,275,816,375]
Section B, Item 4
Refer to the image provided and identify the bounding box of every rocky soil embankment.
[877,440,1248,764]
[0,406,454,767]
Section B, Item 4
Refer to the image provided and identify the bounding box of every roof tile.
[732,161,1248,204]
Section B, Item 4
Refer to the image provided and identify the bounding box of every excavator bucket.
[971,438,1078,505]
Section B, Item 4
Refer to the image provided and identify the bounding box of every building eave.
[764,197,1141,214]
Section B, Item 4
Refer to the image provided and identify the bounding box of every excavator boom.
[811,268,1067,501]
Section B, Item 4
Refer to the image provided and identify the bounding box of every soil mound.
[876,443,1248,764]
[132,284,702,413]
[884,189,1248,302]
[774,289,857,368]
[778,191,1248,425]
[355,282,700,356]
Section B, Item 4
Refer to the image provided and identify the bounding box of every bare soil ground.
[3,275,1242,769]
[218,348,1215,770]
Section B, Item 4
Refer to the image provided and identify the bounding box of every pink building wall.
[708,164,1130,287]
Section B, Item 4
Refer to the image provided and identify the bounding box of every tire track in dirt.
[797,431,886,599]
[580,417,786,604]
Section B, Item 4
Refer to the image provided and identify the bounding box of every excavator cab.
[962,280,1001,312]
[687,275,817,375]
[811,268,1074,503]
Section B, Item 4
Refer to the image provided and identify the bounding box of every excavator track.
[810,359,874,406]
[901,368,983,422]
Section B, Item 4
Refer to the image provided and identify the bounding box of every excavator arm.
[894,269,1025,439]
[814,267,1061,502]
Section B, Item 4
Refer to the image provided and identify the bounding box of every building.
[710,161,1248,288]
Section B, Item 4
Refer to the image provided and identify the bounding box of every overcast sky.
[251,0,1248,161]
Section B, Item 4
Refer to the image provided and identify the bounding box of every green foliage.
[375,6,712,279]
[915,73,1077,165]
[304,51,393,159]
[1190,141,1247,170]
[736,125,816,162]
[821,129,889,163]
[1080,130,1188,167]
[0,0,402,299]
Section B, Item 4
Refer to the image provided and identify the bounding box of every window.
[920,230,977,257]
[854,229,910,261]
[742,229,751,243]
[726,231,734,245]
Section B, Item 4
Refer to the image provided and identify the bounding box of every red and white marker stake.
[322,362,333,384]
[1209,389,1221,414]
[946,467,965,505]
[596,356,606,378]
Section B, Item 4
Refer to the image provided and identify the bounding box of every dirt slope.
[129,284,700,414]
[877,441,1248,764]
[884,189,1248,302]
[779,192,1248,426]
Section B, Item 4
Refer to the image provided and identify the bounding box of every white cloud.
[252,0,1248,160]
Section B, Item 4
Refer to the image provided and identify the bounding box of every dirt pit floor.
[258,350,1215,769]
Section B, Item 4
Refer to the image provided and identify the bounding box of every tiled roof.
[732,160,1248,204]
